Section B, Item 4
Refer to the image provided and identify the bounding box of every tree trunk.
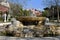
[57,7,59,22]
[52,8,54,20]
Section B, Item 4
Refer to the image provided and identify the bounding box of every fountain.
[16,16,46,25]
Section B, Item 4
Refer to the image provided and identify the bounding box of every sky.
[8,0,47,11]
[24,0,46,11]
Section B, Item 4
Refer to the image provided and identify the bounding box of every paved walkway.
[0,36,59,40]
[45,22,60,26]
[0,22,11,26]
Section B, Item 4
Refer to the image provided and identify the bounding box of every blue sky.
[24,0,46,11]
[8,0,46,11]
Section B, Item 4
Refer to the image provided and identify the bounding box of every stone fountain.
[16,16,46,25]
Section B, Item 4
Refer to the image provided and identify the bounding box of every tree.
[7,0,30,7]
[7,0,31,18]
[9,3,31,18]
[43,0,60,22]
[23,10,31,16]
[42,10,49,17]
[10,3,23,17]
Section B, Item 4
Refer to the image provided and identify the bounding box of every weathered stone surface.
[33,25,45,37]
[17,16,46,21]
[56,27,60,35]
[27,25,35,29]
[11,18,24,28]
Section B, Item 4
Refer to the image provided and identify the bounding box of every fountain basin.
[16,16,46,21]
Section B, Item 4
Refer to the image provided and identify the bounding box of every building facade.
[27,9,42,17]
[0,0,10,22]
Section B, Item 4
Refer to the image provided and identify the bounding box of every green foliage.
[10,4,31,18]
[42,10,49,17]
[9,0,32,18]
[43,0,60,22]
[23,10,30,16]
